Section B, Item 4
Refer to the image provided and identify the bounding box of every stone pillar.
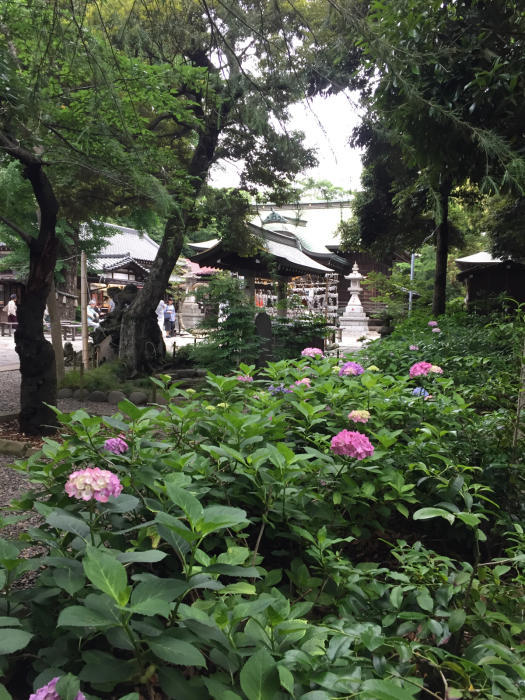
[339,262,369,335]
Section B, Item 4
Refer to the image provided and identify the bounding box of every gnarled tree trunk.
[119,217,184,373]
[432,180,451,317]
[15,162,59,434]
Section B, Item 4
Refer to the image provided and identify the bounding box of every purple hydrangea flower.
[30,677,85,700]
[428,320,438,327]
[339,361,364,377]
[268,383,293,395]
[412,387,429,397]
[103,437,128,454]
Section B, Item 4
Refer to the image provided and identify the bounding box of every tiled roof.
[250,201,352,254]
[97,255,150,272]
[89,222,160,263]
[191,224,333,276]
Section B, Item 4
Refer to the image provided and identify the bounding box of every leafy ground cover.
[0,311,523,699]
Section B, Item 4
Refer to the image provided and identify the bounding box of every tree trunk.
[119,116,224,373]
[15,163,59,435]
[118,217,184,372]
[432,181,451,316]
[47,278,65,384]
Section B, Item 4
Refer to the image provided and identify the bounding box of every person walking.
[6,294,17,324]
[156,298,167,337]
[164,297,176,337]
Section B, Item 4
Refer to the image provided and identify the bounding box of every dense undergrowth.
[0,310,523,699]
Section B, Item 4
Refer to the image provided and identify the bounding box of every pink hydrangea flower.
[330,430,374,460]
[294,377,311,387]
[428,321,438,327]
[409,361,433,378]
[65,468,123,503]
[409,345,419,351]
[237,375,253,382]
[339,361,364,377]
[301,347,324,358]
[30,677,85,700]
[432,327,441,333]
[348,409,370,423]
[429,364,443,374]
[103,437,128,454]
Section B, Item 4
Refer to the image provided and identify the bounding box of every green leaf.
[116,695,140,700]
[131,577,187,605]
[58,605,117,629]
[413,507,455,525]
[205,564,260,578]
[56,674,81,700]
[166,484,203,526]
[361,679,418,699]
[448,608,467,632]
[198,505,247,535]
[219,582,256,595]
[79,650,138,683]
[277,665,295,696]
[240,648,280,700]
[416,591,434,612]
[0,629,33,655]
[390,586,403,609]
[0,684,12,700]
[148,635,206,668]
[116,550,167,564]
[117,398,143,421]
[83,545,130,605]
[456,512,482,527]
[46,511,90,539]
[99,495,140,514]
[204,677,243,700]
[0,617,21,628]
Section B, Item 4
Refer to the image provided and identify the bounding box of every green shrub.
[2,313,523,699]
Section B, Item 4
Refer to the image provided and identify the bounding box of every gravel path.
[0,371,22,416]
[0,370,123,419]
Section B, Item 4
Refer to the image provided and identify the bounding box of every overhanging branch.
[0,215,33,245]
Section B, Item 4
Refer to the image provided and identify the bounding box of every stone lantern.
[339,262,369,335]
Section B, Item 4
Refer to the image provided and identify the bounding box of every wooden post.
[80,250,89,370]
[47,278,65,383]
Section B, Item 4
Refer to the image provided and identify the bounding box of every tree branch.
[0,215,33,245]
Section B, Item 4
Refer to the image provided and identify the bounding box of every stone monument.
[339,262,369,336]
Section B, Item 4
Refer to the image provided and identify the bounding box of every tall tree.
[302,0,525,313]
[101,0,316,372]
[0,0,197,432]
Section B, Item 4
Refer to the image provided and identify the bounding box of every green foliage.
[192,274,260,373]
[60,362,151,395]
[0,310,523,697]
[272,315,332,360]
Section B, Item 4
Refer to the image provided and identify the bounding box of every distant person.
[156,298,167,336]
[108,297,115,313]
[87,299,100,329]
[164,297,176,337]
[90,298,101,315]
[6,294,17,324]
[175,298,187,334]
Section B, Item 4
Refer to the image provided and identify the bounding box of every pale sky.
[209,91,363,193]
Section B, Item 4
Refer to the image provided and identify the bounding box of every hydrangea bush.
[0,311,523,699]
